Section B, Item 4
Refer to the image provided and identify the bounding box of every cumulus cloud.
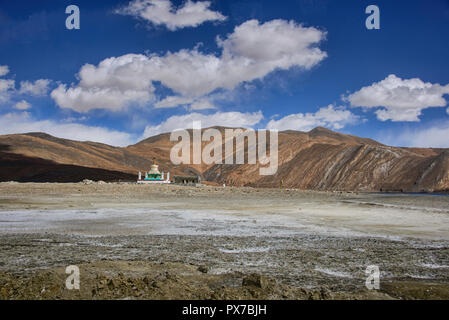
[0,79,15,102]
[116,0,226,31]
[155,96,216,110]
[154,95,193,108]
[267,105,359,131]
[51,84,153,113]
[0,65,51,102]
[141,110,263,138]
[0,65,9,77]
[0,79,15,93]
[1,78,51,102]
[189,99,216,110]
[0,112,136,146]
[14,100,31,110]
[217,19,326,70]
[51,19,327,113]
[345,74,449,122]
[51,54,155,112]
[19,79,51,96]
[381,122,449,148]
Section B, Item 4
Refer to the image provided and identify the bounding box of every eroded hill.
[0,127,448,192]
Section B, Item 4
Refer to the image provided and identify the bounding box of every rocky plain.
[0,182,448,300]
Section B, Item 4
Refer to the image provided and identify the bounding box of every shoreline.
[2,181,449,195]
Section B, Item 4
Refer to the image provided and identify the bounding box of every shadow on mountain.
[0,144,11,152]
[0,150,135,183]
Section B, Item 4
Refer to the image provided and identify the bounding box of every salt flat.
[1,188,448,240]
[0,182,448,298]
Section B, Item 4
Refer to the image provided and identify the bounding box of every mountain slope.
[0,128,448,192]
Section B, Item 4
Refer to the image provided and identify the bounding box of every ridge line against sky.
[0,0,448,147]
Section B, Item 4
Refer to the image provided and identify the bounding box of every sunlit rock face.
[0,127,448,192]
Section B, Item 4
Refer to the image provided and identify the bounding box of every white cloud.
[0,79,15,92]
[0,79,15,102]
[0,66,51,102]
[154,95,193,108]
[381,122,449,148]
[0,65,9,77]
[19,79,51,96]
[217,19,326,70]
[447,107,449,116]
[190,99,216,110]
[61,116,88,123]
[51,54,155,112]
[155,96,215,110]
[141,110,263,138]
[14,100,31,110]
[267,105,359,131]
[51,84,153,113]
[346,74,449,122]
[0,112,136,146]
[52,19,327,113]
[116,0,226,31]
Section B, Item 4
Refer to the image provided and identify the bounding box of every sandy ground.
[0,182,448,300]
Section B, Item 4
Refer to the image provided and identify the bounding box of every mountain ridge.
[1,128,448,192]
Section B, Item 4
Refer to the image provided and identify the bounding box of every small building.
[137,160,171,184]
[173,175,201,185]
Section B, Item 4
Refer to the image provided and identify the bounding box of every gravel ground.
[0,182,448,299]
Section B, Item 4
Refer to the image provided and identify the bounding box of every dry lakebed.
[0,182,448,300]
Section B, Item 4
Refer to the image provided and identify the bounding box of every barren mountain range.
[0,127,448,192]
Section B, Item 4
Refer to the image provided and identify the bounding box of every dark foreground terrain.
[2,259,448,300]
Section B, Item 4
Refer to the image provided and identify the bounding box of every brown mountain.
[0,127,448,192]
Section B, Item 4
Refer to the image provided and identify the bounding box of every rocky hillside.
[0,127,448,192]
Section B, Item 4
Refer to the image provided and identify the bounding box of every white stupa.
[137,159,170,184]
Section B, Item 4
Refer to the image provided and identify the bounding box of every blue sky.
[0,0,448,147]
